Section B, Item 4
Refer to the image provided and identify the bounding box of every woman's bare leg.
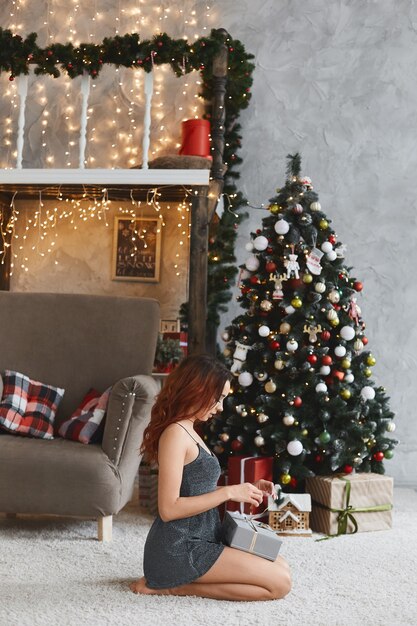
[130,547,291,601]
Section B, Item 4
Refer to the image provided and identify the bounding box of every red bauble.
[286,278,303,290]
[321,355,332,366]
[250,276,259,285]
[9,75,14,81]
[343,464,353,474]
[338,273,345,280]
[328,234,336,244]
[325,376,334,385]
[362,336,369,345]
[307,354,317,364]
[266,247,273,254]
[231,439,244,452]
[241,286,250,294]
[333,304,341,311]
[265,261,277,273]
[269,340,280,350]
[256,229,262,234]
[315,454,323,463]
[332,370,345,382]
[293,396,302,407]
[353,281,363,291]
[290,477,298,488]
[321,330,331,341]
[373,451,384,462]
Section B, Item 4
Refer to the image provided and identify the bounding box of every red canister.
[179,118,211,158]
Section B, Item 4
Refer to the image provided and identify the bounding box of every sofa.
[0,292,160,541]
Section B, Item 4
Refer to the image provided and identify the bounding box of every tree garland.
[0,27,255,342]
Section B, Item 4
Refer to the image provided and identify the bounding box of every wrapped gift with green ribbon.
[305,473,393,536]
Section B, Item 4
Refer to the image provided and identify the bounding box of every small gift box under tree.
[267,488,312,536]
[305,473,393,536]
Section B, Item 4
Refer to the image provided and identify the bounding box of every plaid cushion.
[0,370,65,439]
[58,387,111,444]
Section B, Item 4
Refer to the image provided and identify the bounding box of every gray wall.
[218,0,417,486]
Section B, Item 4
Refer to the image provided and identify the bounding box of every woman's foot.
[129,577,169,595]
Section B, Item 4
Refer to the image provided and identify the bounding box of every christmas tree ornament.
[347,296,362,324]
[386,421,396,432]
[269,203,280,214]
[373,451,384,462]
[321,355,332,365]
[340,388,351,400]
[235,404,246,415]
[257,412,269,423]
[254,371,268,381]
[245,242,254,252]
[230,341,253,374]
[274,359,285,370]
[319,430,331,444]
[321,330,331,341]
[384,450,394,459]
[334,345,347,357]
[341,358,351,369]
[320,365,331,375]
[319,219,329,230]
[353,339,364,352]
[343,464,353,474]
[280,473,292,485]
[303,273,313,284]
[306,248,324,275]
[279,322,291,334]
[214,444,225,454]
[245,255,260,271]
[269,273,287,299]
[282,414,295,426]
[250,275,260,285]
[287,440,303,455]
[327,309,338,321]
[219,433,230,442]
[231,439,244,451]
[326,250,337,261]
[366,355,376,366]
[221,331,230,342]
[301,429,309,436]
[362,336,369,345]
[316,382,328,393]
[260,299,273,311]
[254,435,265,447]
[364,368,372,378]
[274,219,290,235]
[303,323,322,343]
[286,339,298,352]
[293,203,303,214]
[333,370,345,381]
[328,289,340,303]
[353,456,362,466]
[344,372,355,383]
[265,261,277,272]
[293,396,303,407]
[223,348,232,357]
[353,281,363,291]
[310,201,321,211]
[284,251,300,278]
[330,317,340,327]
[291,296,302,308]
[265,380,277,393]
[258,325,271,337]
[328,234,337,244]
[315,282,326,293]
[321,241,333,254]
[269,339,280,350]
[238,371,253,387]
[285,305,296,315]
[340,325,355,341]
[253,235,269,250]
[307,354,318,364]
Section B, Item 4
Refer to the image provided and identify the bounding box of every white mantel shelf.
[0,168,210,187]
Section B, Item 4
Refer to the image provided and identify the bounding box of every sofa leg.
[97,515,113,542]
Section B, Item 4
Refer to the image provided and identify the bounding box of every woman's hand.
[253,479,276,499]
[227,482,264,508]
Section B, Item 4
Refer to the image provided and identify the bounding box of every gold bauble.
[341,358,351,369]
[280,473,291,485]
[291,297,302,308]
[223,348,231,357]
[319,219,329,230]
[269,203,281,214]
[274,359,285,370]
[250,294,259,301]
[330,317,340,327]
[303,273,313,284]
[301,429,308,436]
[364,367,372,377]
[340,388,351,400]
[265,380,277,393]
[366,355,376,366]
[219,433,230,442]
[279,322,291,334]
[260,299,273,312]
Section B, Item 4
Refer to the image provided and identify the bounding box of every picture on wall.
[112,216,162,282]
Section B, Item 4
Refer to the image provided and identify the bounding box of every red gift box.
[226,456,273,515]
[163,332,188,357]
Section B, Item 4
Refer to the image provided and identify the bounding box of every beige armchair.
[0,292,159,541]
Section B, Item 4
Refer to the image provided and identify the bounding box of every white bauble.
[310,201,321,211]
[253,235,268,251]
[286,339,298,352]
[386,421,396,432]
[221,331,230,341]
[274,219,290,235]
[360,386,375,400]
[340,325,355,341]
[245,242,254,252]
[328,289,340,303]
[274,359,285,370]
[282,414,295,426]
[327,309,338,321]
[353,339,364,352]
[257,412,269,423]
[254,435,265,447]
[285,305,295,315]
[321,241,333,254]
[326,250,337,261]
[344,372,355,383]
[245,255,260,272]
[287,440,303,456]
[235,404,245,414]
[320,365,331,376]
[334,345,347,357]
[315,282,326,293]
[258,325,271,337]
[316,382,328,393]
[238,372,253,387]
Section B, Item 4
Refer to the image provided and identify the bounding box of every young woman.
[130,355,291,601]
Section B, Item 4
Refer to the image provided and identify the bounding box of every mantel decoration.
[0,27,255,336]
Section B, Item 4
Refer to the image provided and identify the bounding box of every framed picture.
[112,216,162,282]
[160,319,181,333]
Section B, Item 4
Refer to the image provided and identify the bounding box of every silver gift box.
[222,511,283,561]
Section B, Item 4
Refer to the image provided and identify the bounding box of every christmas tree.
[206,154,397,490]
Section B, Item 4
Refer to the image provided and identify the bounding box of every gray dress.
[143,424,225,589]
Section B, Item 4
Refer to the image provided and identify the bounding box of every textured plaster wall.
[217,0,417,486]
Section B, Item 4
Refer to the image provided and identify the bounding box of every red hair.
[141,354,231,464]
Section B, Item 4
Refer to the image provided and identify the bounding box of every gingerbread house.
[268,492,312,536]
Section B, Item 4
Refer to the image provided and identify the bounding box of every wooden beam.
[188,187,209,355]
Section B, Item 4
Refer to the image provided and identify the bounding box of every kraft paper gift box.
[222,511,283,561]
[227,456,273,514]
[305,473,393,536]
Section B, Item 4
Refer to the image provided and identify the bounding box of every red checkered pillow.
[0,370,65,439]
[58,387,111,444]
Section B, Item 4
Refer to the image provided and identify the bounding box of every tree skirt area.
[1,487,416,626]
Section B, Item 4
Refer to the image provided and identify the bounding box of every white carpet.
[1,487,417,626]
